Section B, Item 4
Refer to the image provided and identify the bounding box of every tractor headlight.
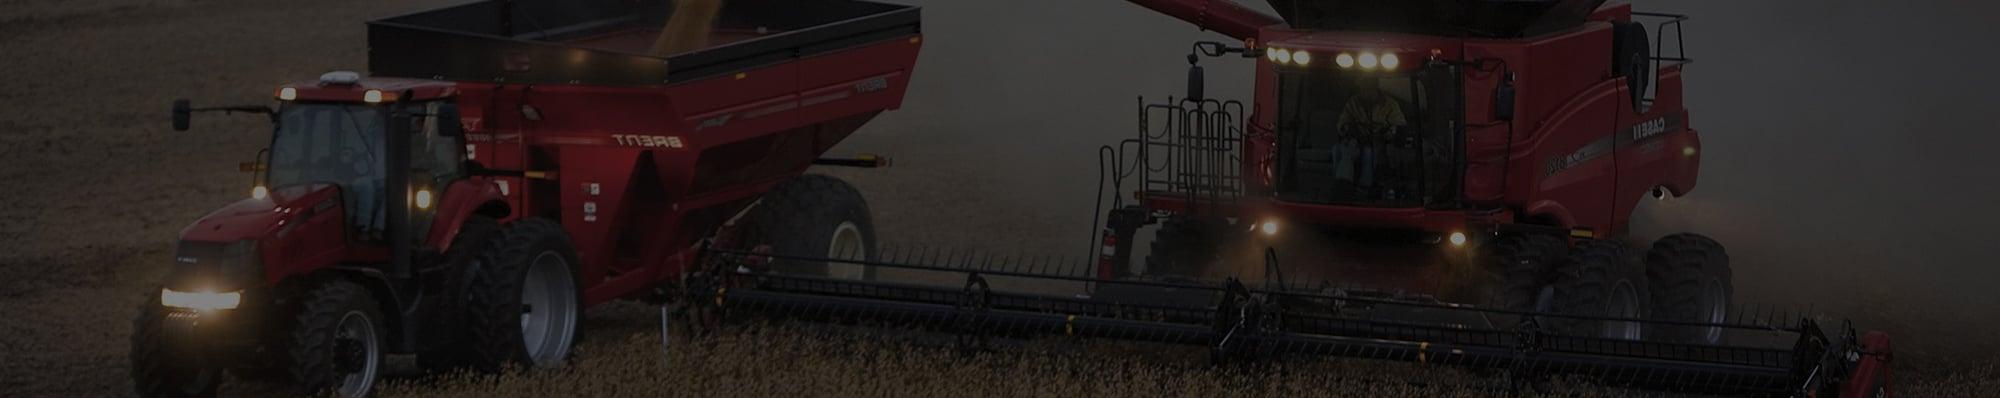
[1259,220,1280,236]
[162,288,242,310]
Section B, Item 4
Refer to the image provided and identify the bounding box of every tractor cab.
[166,71,468,294]
[261,72,465,240]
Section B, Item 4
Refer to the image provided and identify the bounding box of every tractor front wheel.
[130,294,222,398]
[1646,233,1733,344]
[281,279,385,398]
[1551,240,1650,340]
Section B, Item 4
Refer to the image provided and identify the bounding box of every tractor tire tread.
[460,218,577,373]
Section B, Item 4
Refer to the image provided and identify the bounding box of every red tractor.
[1095,0,1733,344]
[131,0,919,396]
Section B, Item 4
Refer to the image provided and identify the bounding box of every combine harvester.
[135,0,918,396]
[688,0,1898,397]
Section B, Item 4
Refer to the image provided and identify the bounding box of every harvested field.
[2,0,1997,396]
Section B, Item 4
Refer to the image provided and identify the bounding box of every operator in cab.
[1335,76,1406,195]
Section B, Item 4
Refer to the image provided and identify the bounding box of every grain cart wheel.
[282,279,385,398]
[742,175,879,280]
[416,216,503,372]
[460,218,582,373]
[1646,233,1733,344]
[130,294,222,398]
[1470,234,1567,311]
[1551,240,1649,340]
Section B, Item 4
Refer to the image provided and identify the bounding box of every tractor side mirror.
[1186,54,1206,102]
[1494,76,1517,121]
[172,99,192,131]
[436,105,462,138]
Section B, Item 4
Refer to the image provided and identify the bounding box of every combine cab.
[134,0,919,396]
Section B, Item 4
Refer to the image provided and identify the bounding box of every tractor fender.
[1523,200,1577,229]
[425,179,512,253]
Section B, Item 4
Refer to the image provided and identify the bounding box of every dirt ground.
[3,0,1998,396]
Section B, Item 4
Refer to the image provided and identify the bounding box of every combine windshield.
[268,103,388,231]
[1273,65,1461,208]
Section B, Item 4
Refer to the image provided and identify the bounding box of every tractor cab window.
[1274,64,1461,208]
[266,101,464,238]
[269,103,389,233]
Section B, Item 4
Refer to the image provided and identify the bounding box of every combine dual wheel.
[1550,240,1650,340]
[740,174,880,280]
[1645,234,1732,344]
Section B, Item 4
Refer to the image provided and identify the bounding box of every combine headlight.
[414,189,434,210]
[1381,53,1401,70]
[1448,232,1469,247]
[1292,51,1312,66]
[1336,53,1356,68]
[1273,48,1294,65]
[251,185,269,200]
[1259,220,1280,236]
[162,289,242,311]
[277,87,297,101]
[1359,53,1379,69]
[363,89,384,104]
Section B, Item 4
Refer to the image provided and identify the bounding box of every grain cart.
[132,0,920,396]
[675,1,1895,397]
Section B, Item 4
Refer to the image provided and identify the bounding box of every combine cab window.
[1273,65,1462,208]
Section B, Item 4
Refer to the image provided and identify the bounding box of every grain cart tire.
[1474,234,1568,311]
[1144,217,1220,278]
[416,216,503,372]
[741,175,879,281]
[1551,240,1650,340]
[460,218,582,373]
[1646,233,1733,344]
[130,294,222,398]
[282,279,385,398]
[1613,22,1652,107]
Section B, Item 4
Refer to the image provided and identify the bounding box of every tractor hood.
[1265,0,1606,38]
[168,184,346,292]
[180,184,342,243]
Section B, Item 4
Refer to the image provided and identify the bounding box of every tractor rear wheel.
[1551,240,1649,340]
[281,279,385,398]
[740,174,879,280]
[130,294,222,398]
[460,218,582,372]
[1646,233,1733,344]
[416,216,503,372]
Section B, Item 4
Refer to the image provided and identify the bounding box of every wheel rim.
[1701,276,1729,343]
[1604,281,1643,340]
[520,251,578,367]
[333,310,380,398]
[826,221,869,280]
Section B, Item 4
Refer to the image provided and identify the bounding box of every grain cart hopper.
[677,1,1896,397]
[132,0,920,396]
